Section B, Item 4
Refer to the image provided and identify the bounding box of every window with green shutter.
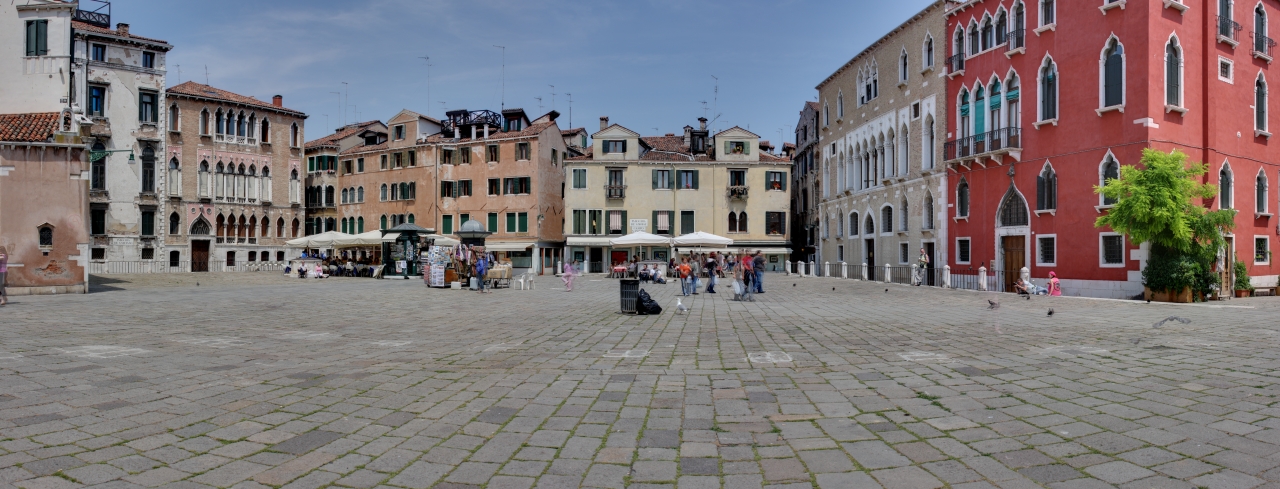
[518,212,528,233]
[766,171,787,191]
[307,157,315,172]
[459,214,469,226]
[506,213,516,232]
[488,213,499,232]
[677,170,699,189]
[25,20,47,57]
[652,169,672,189]
[408,150,416,167]
[573,210,586,234]
[442,215,453,235]
[141,211,155,236]
[572,168,587,189]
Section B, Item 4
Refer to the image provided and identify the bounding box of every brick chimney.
[116,23,129,35]
[698,117,707,130]
[599,116,609,130]
[272,95,283,107]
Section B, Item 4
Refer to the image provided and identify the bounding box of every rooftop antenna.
[418,55,431,114]
[493,45,505,110]
[349,105,359,123]
[329,92,340,128]
[700,101,709,119]
[323,114,329,131]
[204,65,209,85]
[438,101,447,117]
[341,82,349,125]
[535,97,543,112]
[710,75,719,133]
[175,65,181,84]
[548,85,555,110]
[565,92,573,128]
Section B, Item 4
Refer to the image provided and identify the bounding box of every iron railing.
[89,260,286,275]
[945,127,1021,161]
[605,185,626,199]
[1007,28,1025,51]
[1220,16,1242,42]
[946,53,965,74]
[1255,32,1276,57]
[886,265,913,285]
[727,185,749,200]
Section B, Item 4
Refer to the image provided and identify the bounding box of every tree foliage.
[1095,149,1235,295]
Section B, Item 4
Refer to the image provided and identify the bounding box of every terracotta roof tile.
[561,128,586,136]
[0,112,60,142]
[805,101,820,111]
[167,81,306,116]
[305,120,382,150]
[72,21,170,47]
[339,141,387,156]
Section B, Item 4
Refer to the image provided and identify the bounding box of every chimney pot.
[599,116,609,130]
[272,95,283,107]
[698,117,707,130]
[115,23,129,35]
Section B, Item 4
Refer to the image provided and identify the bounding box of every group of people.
[672,250,767,301]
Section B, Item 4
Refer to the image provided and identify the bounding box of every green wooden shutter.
[744,142,750,155]
[506,213,515,232]
[652,211,658,233]
[25,21,35,56]
[36,20,47,56]
[780,172,788,191]
[692,170,699,189]
[488,212,498,232]
[724,140,731,154]
[652,169,659,189]
[620,211,627,233]
[519,212,528,233]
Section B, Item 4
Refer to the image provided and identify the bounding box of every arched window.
[998,186,1029,227]
[341,188,348,204]
[408,214,415,224]
[1258,170,1269,213]
[1039,57,1058,121]
[957,178,970,217]
[924,35,934,68]
[1102,37,1125,108]
[1221,163,1234,209]
[1220,0,1234,36]
[277,217,285,237]
[261,215,269,237]
[380,184,388,201]
[357,217,364,233]
[168,105,179,131]
[39,225,53,247]
[996,10,1008,45]
[1101,155,1120,206]
[925,116,936,169]
[169,212,181,235]
[325,186,335,206]
[1166,37,1182,107]
[728,211,739,233]
[954,27,965,59]
[341,218,349,234]
[380,215,388,230]
[190,216,210,235]
[215,109,224,134]
[959,89,971,141]
[969,21,980,55]
[923,194,935,230]
[850,212,860,237]
[823,103,829,126]
[738,211,748,233]
[291,218,299,237]
[261,117,270,143]
[1007,74,1021,129]
[248,115,256,139]
[881,206,893,233]
[1012,2,1026,48]
[899,49,909,83]
[1257,74,1268,133]
[1256,5,1268,53]
[199,109,209,134]
[865,215,875,235]
[1040,0,1055,26]
[358,186,364,203]
[237,112,246,137]
[981,16,994,51]
[290,123,299,147]
[1037,163,1057,210]
[837,91,844,118]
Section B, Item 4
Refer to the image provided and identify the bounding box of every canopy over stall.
[285,231,354,248]
[673,231,733,248]
[610,231,673,247]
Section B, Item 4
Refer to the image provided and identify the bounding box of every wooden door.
[192,240,209,272]
[1001,235,1025,292]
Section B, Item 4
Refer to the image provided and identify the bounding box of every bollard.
[943,265,951,288]
[841,262,848,279]
[860,263,868,281]
[978,266,988,291]
[911,264,918,285]
[784,261,791,276]
[884,263,891,283]
[824,261,831,277]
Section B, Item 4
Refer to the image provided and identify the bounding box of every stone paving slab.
[1,272,1280,488]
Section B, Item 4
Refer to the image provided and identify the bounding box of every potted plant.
[1234,260,1254,297]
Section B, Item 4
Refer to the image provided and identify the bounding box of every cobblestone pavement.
[3,272,1280,489]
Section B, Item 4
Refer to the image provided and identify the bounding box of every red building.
[944,0,1276,298]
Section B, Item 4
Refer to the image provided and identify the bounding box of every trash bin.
[620,279,640,314]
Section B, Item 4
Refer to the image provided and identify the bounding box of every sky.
[109,0,936,145]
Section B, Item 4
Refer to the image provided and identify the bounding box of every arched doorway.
[996,184,1030,292]
[189,215,212,272]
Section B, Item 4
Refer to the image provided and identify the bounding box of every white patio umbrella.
[609,231,673,247]
[333,231,384,247]
[673,231,733,248]
[285,230,353,248]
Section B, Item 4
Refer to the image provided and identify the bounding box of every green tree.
[1094,149,1235,296]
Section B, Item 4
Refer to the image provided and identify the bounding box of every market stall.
[381,223,431,277]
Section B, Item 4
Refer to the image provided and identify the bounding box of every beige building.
[816,0,948,282]
[564,117,792,273]
[303,119,387,235]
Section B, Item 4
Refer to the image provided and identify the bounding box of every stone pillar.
[824,261,830,277]
[841,262,848,279]
[860,264,868,281]
[883,263,891,283]
[943,265,951,288]
[911,264,918,285]
[978,266,988,291]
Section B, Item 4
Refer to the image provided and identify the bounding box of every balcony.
[89,189,110,203]
[1006,28,1026,55]
[727,185,749,200]
[1219,16,1242,46]
[946,54,965,77]
[605,185,626,200]
[944,127,1022,166]
[1255,32,1276,62]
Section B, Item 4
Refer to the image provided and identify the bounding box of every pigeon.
[832,287,836,291]
[1132,337,1143,345]
[1152,316,1191,328]
[794,283,797,287]
[196,282,199,287]
[675,298,689,315]
[885,288,889,293]
[987,300,999,310]
[1047,308,1054,316]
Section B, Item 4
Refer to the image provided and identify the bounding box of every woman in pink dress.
[562,260,577,291]
[1047,271,1062,296]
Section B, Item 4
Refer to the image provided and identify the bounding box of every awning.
[756,247,792,255]
[380,232,401,242]
[485,242,535,252]
[566,237,613,247]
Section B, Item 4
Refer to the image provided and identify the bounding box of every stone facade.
[816,0,947,282]
[563,117,792,273]
[790,102,821,264]
[337,108,568,274]
[165,82,308,271]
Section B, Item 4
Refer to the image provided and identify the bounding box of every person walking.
[562,260,577,291]
[740,253,755,301]
[678,257,693,296]
[914,247,930,286]
[690,254,702,295]
[0,246,8,306]
[475,253,490,293]
[704,252,719,293]
[752,250,766,293]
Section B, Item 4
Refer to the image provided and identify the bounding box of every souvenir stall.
[381,223,431,278]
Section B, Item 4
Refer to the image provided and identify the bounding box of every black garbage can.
[620,279,640,314]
